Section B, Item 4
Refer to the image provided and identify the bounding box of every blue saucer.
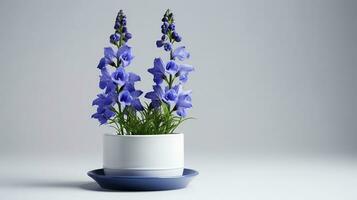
[87,168,198,191]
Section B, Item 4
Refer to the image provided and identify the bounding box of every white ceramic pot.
[103,133,184,177]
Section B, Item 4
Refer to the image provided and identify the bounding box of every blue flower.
[119,83,144,111]
[161,22,169,34]
[99,67,116,94]
[164,43,172,51]
[145,84,164,108]
[169,24,175,31]
[165,61,179,75]
[177,64,194,83]
[114,10,126,30]
[163,87,178,107]
[97,47,117,69]
[156,40,164,48]
[145,85,164,100]
[128,72,141,83]
[173,85,192,117]
[119,90,133,106]
[126,83,144,111]
[148,58,166,84]
[172,46,190,61]
[91,93,116,124]
[92,93,114,107]
[145,84,192,116]
[117,45,134,67]
[104,47,116,64]
[97,57,106,69]
[92,106,115,124]
[124,32,132,42]
[110,33,120,44]
[111,67,128,86]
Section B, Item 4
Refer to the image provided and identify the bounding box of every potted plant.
[91,9,194,177]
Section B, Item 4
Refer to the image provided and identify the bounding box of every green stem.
[117,103,125,135]
[168,75,173,88]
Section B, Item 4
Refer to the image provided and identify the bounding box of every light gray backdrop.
[0,0,356,159]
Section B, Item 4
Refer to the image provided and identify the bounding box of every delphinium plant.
[92,9,194,135]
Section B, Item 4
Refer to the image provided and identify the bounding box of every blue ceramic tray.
[87,168,198,191]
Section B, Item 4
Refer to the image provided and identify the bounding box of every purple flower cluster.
[92,10,143,125]
[156,10,182,52]
[110,10,132,45]
[146,9,194,117]
[92,9,195,126]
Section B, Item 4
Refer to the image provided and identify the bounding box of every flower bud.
[156,40,164,47]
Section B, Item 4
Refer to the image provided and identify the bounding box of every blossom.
[156,40,164,48]
[145,84,192,116]
[165,61,179,75]
[172,46,190,61]
[163,88,178,107]
[177,64,194,83]
[93,10,141,126]
[128,72,141,83]
[145,85,164,100]
[144,84,164,108]
[110,33,120,44]
[113,10,132,42]
[91,93,116,124]
[104,47,116,64]
[99,67,116,94]
[119,83,144,111]
[124,32,132,42]
[156,9,183,51]
[96,47,117,69]
[117,45,134,67]
[119,90,133,106]
[172,32,182,42]
[164,43,172,51]
[148,58,166,84]
[97,58,106,69]
[92,106,115,124]
[111,67,128,86]
[173,85,192,117]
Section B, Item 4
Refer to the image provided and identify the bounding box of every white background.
[0,0,357,199]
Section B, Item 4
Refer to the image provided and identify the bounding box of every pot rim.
[104,133,183,137]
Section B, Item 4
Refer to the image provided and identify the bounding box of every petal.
[111,67,128,85]
[165,61,179,75]
[153,85,164,98]
[173,46,190,61]
[98,116,108,125]
[117,45,130,57]
[176,108,187,117]
[128,72,141,82]
[177,100,192,108]
[131,90,143,98]
[172,84,182,94]
[144,91,159,100]
[179,64,194,73]
[119,90,133,105]
[153,75,164,84]
[149,100,161,109]
[97,57,106,69]
[91,113,101,119]
[179,73,189,83]
[104,108,115,118]
[99,80,107,89]
[124,83,135,92]
[104,47,116,60]
[131,99,144,111]
[154,58,165,73]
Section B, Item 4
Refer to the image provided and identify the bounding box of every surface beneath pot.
[1,154,357,200]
